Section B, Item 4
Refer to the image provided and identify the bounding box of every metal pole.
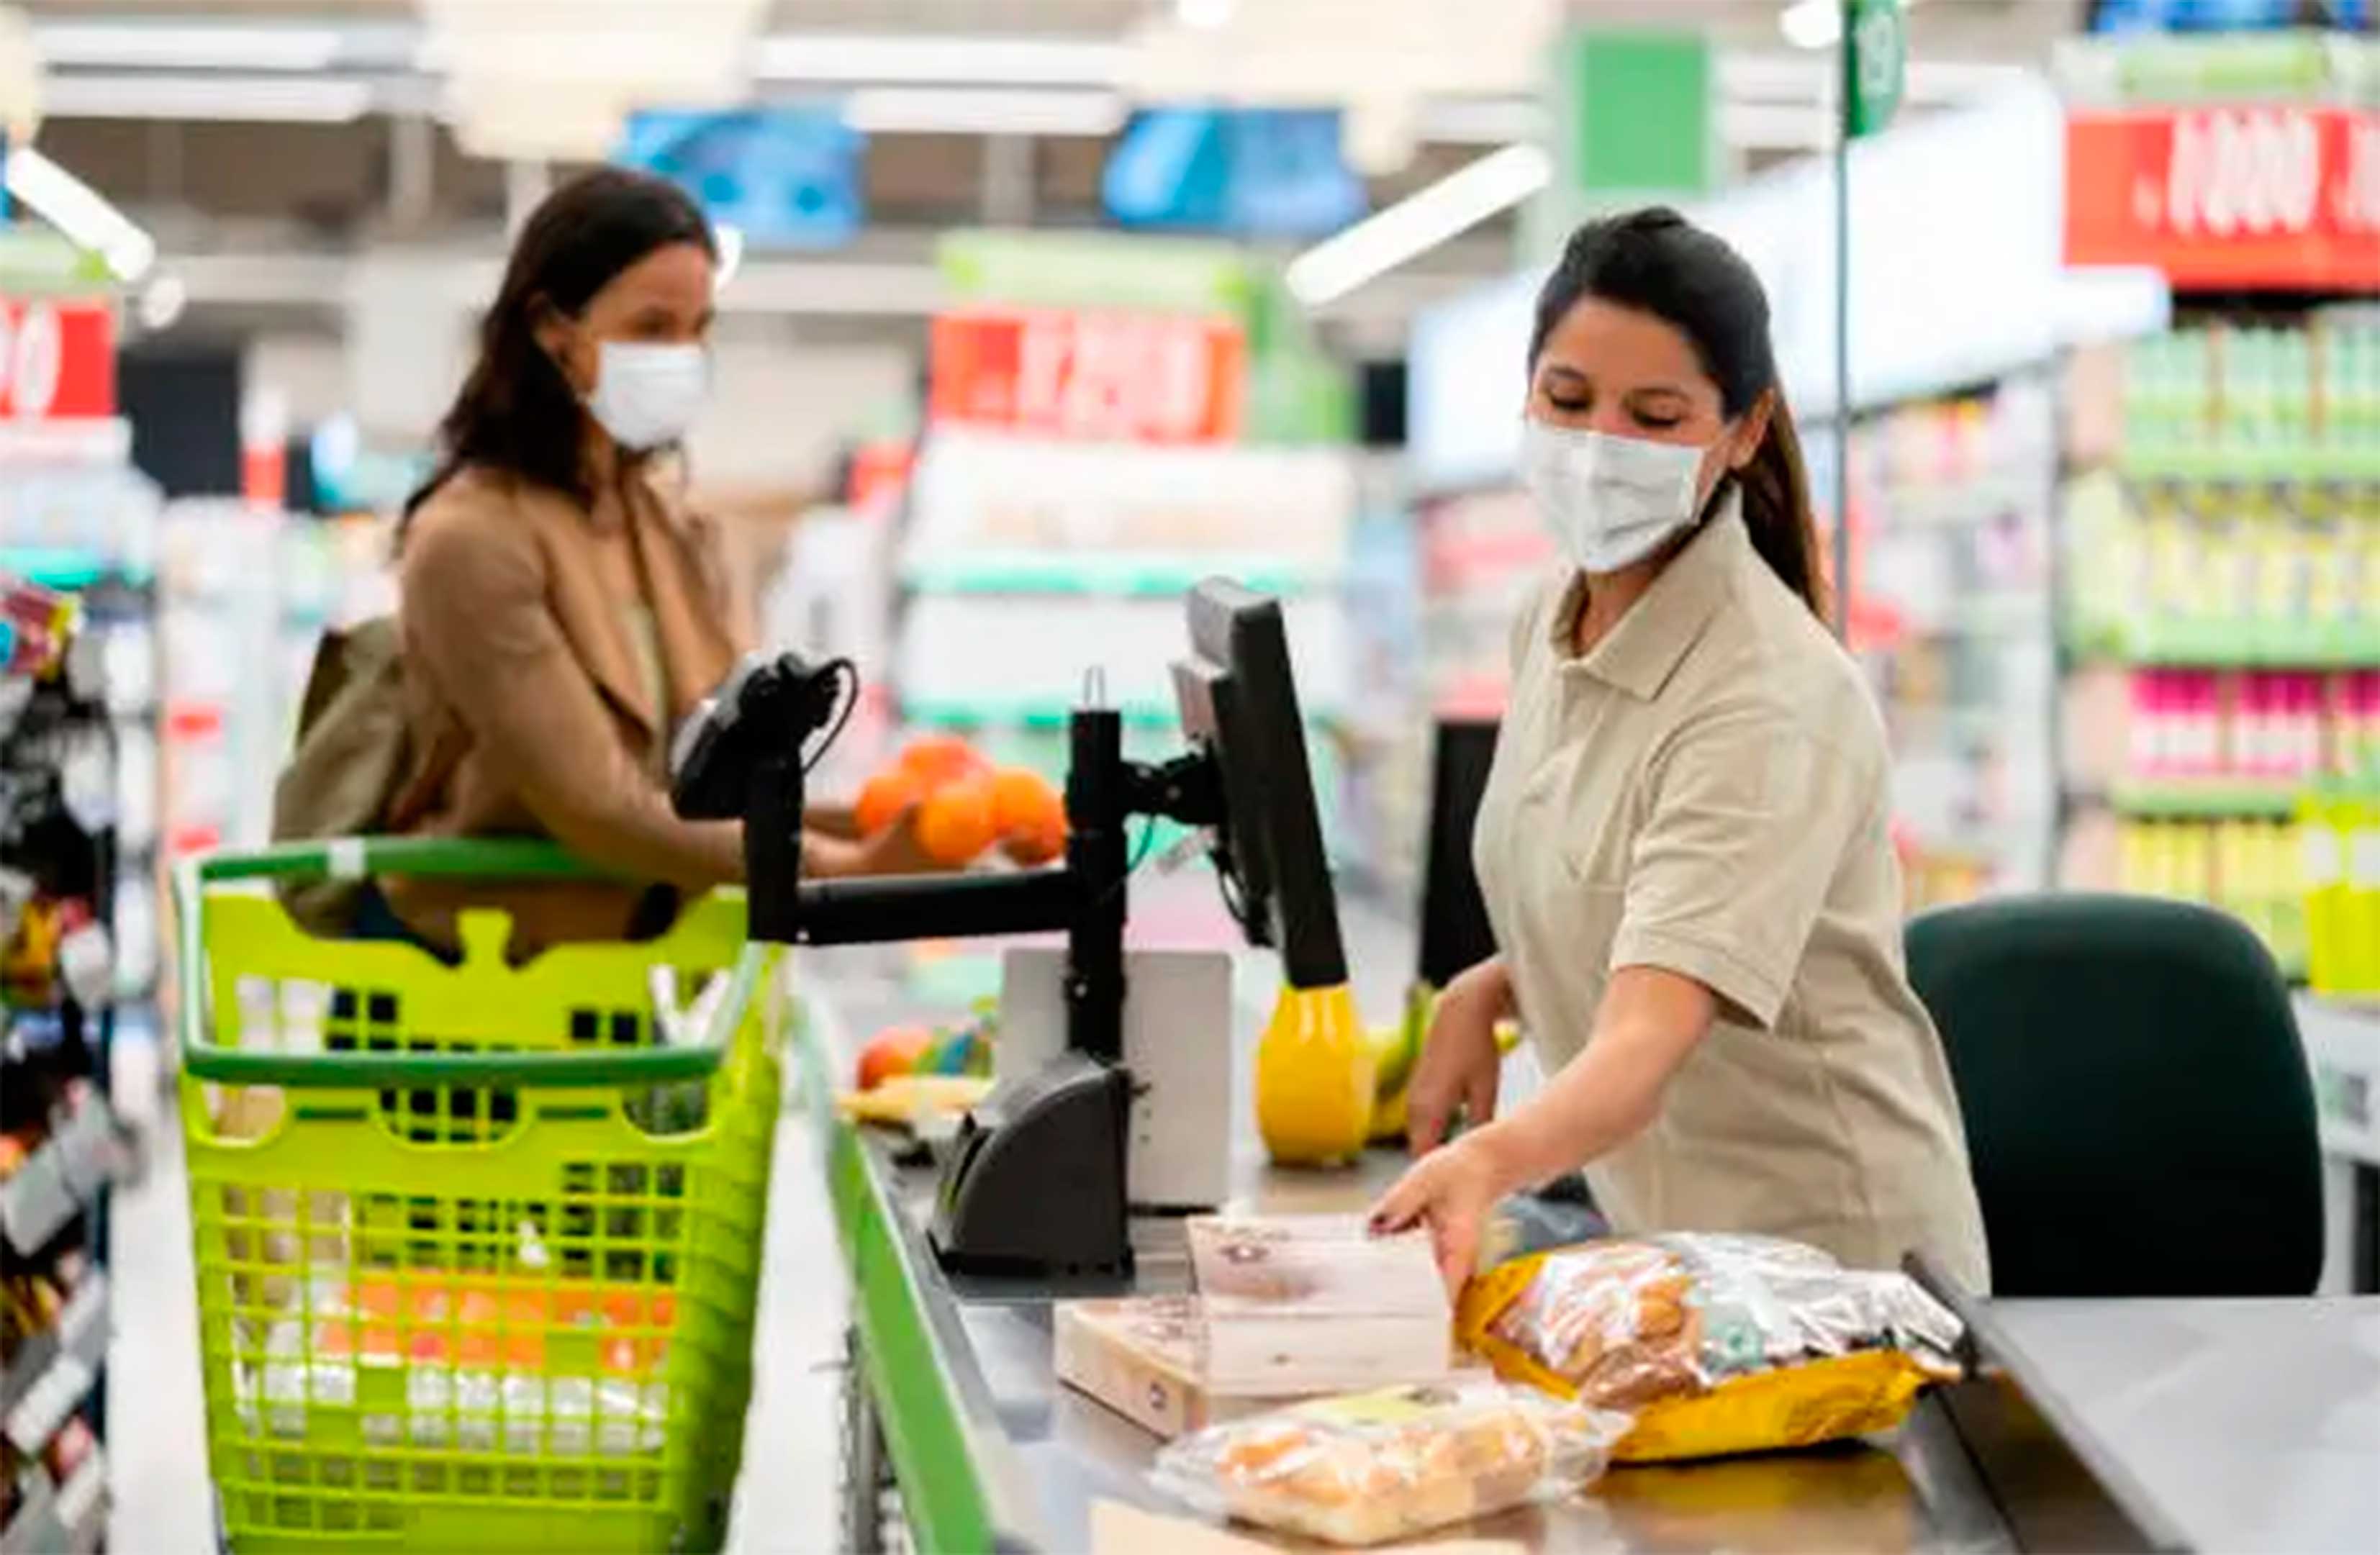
[1832,0,1853,635]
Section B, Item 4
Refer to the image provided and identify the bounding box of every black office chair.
[1906,893,2324,1297]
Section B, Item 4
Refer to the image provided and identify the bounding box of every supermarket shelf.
[1871,471,2048,530]
[2108,779,2306,818]
[0,1273,108,1455]
[901,695,1345,730]
[2069,617,2380,668]
[0,546,152,591]
[0,421,132,467]
[0,1449,105,1555]
[899,697,1178,730]
[2117,445,2380,485]
[0,1098,119,1256]
[902,550,1336,598]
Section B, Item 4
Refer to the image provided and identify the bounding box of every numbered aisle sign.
[929,308,1246,444]
[1845,0,1905,140]
[0,296,116,420]
[2064,106,2380,291]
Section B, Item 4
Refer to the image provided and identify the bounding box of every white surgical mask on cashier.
[1519,418,1711,574]
[585,341,710,452]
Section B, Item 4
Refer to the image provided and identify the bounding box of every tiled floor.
[105,1038,850,1554]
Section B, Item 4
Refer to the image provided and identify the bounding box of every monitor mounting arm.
[671,652,1224,1064]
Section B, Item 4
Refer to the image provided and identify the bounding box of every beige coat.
[388,461,746,953]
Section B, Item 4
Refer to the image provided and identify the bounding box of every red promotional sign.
[930,307,1246,443]
[0,298,117,420]
[2065,106,2380,291]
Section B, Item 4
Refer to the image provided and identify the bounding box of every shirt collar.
[1551,489,1749,701]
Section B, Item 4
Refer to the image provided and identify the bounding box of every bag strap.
[385,720,470,834]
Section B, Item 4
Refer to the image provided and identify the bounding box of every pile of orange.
[856,735,1069,868]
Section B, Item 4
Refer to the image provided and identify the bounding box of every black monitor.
[1172,580,1348,991]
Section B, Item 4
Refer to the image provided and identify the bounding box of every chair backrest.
[1906,893,2323,1297]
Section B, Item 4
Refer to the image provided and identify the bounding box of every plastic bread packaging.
[1457,1233,1963,1464]
[1150,1378,1632,1546]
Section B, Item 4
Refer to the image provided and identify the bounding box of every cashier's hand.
[1370,1133,1508,1302]
[1403,958,1512,1155]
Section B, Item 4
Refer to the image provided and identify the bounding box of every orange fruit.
[899,734,987,789]
[915,776,997,867]
[989,768,1067,863]
[855,767,924,836]
[856,1025,935,1090]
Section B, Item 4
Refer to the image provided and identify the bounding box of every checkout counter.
[675,587,2380,1554]
[792,982,2377,1555]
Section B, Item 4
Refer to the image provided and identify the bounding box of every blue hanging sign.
[617,108,865,249]
[1103,108,1365,239]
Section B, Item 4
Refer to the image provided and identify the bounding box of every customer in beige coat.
[376,168,928,956]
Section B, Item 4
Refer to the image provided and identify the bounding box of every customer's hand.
[1404,958,1512,1155]
[802,808,941,878]
[1370,1132,1513,1302]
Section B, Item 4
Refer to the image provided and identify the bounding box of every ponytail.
[1734,395,1829,621]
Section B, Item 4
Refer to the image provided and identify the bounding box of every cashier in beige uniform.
[1373,209,1991,1295]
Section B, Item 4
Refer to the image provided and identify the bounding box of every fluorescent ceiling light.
[841,86,1125,137]
[1721,101,1833,150]
[1781,0,1929,53]
[1725,50,2030,104]
[754,32,1125,87]
[1419,96,1544,146]
[1177,0,1237,27]
[2,147,155,281]
[1287,142,1549,307]
[1779,1,1840,50]
[41,73,373,123]
[32,22,340,72]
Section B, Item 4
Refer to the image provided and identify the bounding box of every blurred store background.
[0,1,2375,1545]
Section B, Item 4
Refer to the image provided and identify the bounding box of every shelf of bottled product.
[897,696,1182,731]
[2107,779,2306,818]
[2071,619,2380,670]
[0,1446,104,1555]
[2116,445,2380,486]
[1,584,122,1553]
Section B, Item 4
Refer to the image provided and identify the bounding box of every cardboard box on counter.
[1055,1297,1278,1440]
[1186,1215,1452,1396]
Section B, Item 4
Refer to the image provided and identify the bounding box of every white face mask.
[584,341,710,452]
[1519,418,1711,574]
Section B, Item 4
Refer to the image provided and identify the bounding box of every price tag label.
[931,307,1246,444]
[2065,106,2380,289]
[0,296,115,420]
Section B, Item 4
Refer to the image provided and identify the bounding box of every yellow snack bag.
[1456,1234,1962,1463]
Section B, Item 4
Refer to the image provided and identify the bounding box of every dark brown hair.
[403,168,715,530]
[1529,207,1827,618]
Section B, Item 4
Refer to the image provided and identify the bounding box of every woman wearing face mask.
[1372,209,1988,1296]
[377,168,927,956]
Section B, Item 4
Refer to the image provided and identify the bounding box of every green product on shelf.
[174,840,783,1554]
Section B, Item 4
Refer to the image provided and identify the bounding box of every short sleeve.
[1607,707,1874,1029]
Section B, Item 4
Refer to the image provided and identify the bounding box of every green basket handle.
[175,838,764,1089]
[185,835,620,886]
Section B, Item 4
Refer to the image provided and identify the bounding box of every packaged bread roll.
[1458,1233,1964,1462]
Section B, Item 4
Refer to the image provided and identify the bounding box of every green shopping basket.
[174,839,784,1554]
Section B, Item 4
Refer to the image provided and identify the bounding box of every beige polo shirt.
[1474,497,1991,1290]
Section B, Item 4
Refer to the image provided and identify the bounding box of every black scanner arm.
[675,652,1228,1280]
[674,650,1218,1066]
